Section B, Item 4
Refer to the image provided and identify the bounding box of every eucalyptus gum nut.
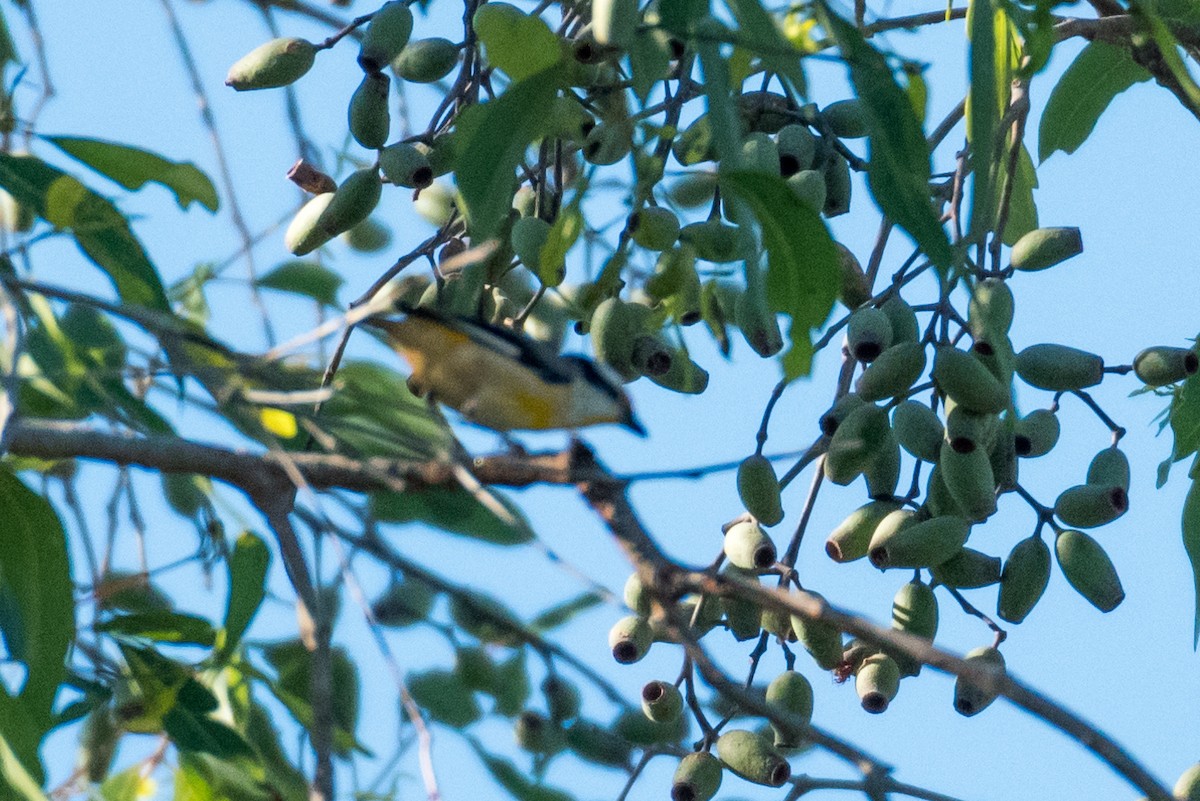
[416,134,456,176]
[944,405,998,455]
[855,653,900,713]
[1009,226,1082,272]
[736,131,780,175]
[359,1,414,73]
[590,298,642,380]
[1087,447,1131,490]
[633,333,678,378]
[715,730,791,787]
[1174,764,1200,801]
[972,334,1016,387]
[826,500,901,563]
[672,752,723,801]
[342,216,391,252]
[932,346,1009,414]
[954,647,1005,716]
[515,711,564,754]
[1014,408,1060,457]
[1014,343,1104,391]
[672,116,715,165]
[1056,529,1124,612]
[324,169,383,238]
[413,182,456,226]
[766,670,814,747]
[664,264,703,326]
[721,565,763,641]
[864,430,901,499]
[645,347,707,392]
[997,535,1051,624]
[543,675,581,722]
[583,122,632,165]
[775,124,816,175]
[822,151,851,216]
[968,278,1015,339]
[737,91,794,134]
[925,464,963,518]
[629,206,681,251]
[566,719,632,767]
[847,306,894,363]
[790,602,843,670]
[818,393,865,436]
[931,548,1002,589]
[393,37,459,83]
[608,615,654,663]
[839,638,878,675]
[785,169,826,212]
[511,215,551,272]
[680,220,752,264]
[988,425,1019,493]
[865,508,918,559]
[646,245,696,300]
[761,606,795,641]
[881,295,919,343]
[891,580,938,676]
[856,341,927,401]
[688,592,726,632]
[822,98,869,138]
[724,520,778,571]
[285,192,337,255]
[669,171,718,208]
[225,37,317,90]
[379,142,434,188]
[738,454,784,526]
[641,680,684,723]
[835,242,871,309]
[1134,345,1200,386]
[616,707,687,745]
[349,72,390,149]
[623,572,653,616]
[824,402,890,485]
[1054,484,1128,528]
[868,514,970,570]
[736,290,784,358]
[892,400,943,463]
[939,442,997,522]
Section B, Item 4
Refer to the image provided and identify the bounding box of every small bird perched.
[365,306,646,435]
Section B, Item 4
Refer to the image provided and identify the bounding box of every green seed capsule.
[738,132,781,175]
[641,680,684,723]
[323,168,383,237]
[648,349,709,393]
[826,500,901,563]
[715,730,791,787]
[1134,346,1200,387]
[863,429,901,499]
[543,675,581,722]
[823,151,851,217]
[565,719,632,767]
[954,646,1005,716]
[1014,408,1059,457]
[931,548,1001,589]
[776,124,816,175]
[608,615,654,663]
[822,98,869,138]
[724,520,778,571]
[891,580,938,677]
[1015,343,1104,392]
[855,653,900,713]
[629,206,681,251]
[997,535,1051,624]
[672,752,723,801]
[417,134,457,177]
[413,182,456,226]
[680,220,752,264]
[349,72,390,149]
[589,298,646,381]
[824,402,891,485]
[869,514,970,570]
[1056,529,1124,612]
[515,711,564,754]
[623,572,652,616]
[944,403,998,455]
[988,422,1019,492]
[881,295,919,343]
[379,142,434,189]
[511,215,552,273]
[646,244,696,301]
[720,564,763,641]
[736,289,784,358]
[789,591,843,670]
[394,37,459,83]
[1175,764,1200,801]
[1087,447,1130,490]
[971,334,1016,387]
[765,671,813,748]
[836,243,871,309]
[938,442,997,522]
[342,217,392,252]
[819,393,866,436]
[1009,226,1082,272]
[672,115,714,166]
[846,307,894,363]
[922,464,961,518]
[285,192,337,256]
[615,707,687,745]
[737,90,793,133]
[668,171,718,207]
[1054,484,1128,528]
[760,606,794,642]
[738,454,784,526]
[856,341,927,401]
[584,122,632,165]
[932,346,1009,414]
[892,400,943,463]
[785,169,827,212]
[968,278,1015,340]
[226,37,317,91]
[359,1,414,73]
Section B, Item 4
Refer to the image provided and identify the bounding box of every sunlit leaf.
[256,260,343,307]
[97,611,216,646]
[724,0,806,96]
[1183,476,1200,647]
[0,734,49,801]
[473,5,561,81]
[164,706,254,760]
[372,487,534,545]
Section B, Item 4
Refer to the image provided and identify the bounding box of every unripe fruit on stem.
[989,424,1019,492]
[786,169,826,212]
[738,454,784,526]
[543,675,581,722]
[669,171,718,207]
[892,400,943,463]
[790,591,843,670]
[972,333,1016,387]
[584,122,632,165]
[590,298,646,381]
[835,243,871,309]
[825,402,891,485]
[647,246,699,311]
[931,548,1001,589]
[323,168,383,235]
[379,142,434,189]
[1015,343,1104,392]
[715,730,791,787]
[776,124,816,175]
[632,333,676,378]
[868,514,970,570]
[608,615,653,663]
[359,1,414,73]
[881,295,919,343]
[349,72,390,149]
[855,653,900,713]
[285,192,337,256]
[736,289,784,357]
[939,441,998,522]
[511,216,552,273]
[724,520,777,571]
[822,98,869,138]
[1087,447,1130,490]
[393,37,459,83]
[566,720,632,767]
[826,500,901,563]
[342,217,391,252]
[1134,346,1199,387]
[760,606,795,642]
[1174,764,1200,801]
[672,752,723,801]
[1009,226,1082,272]
[680,220,752,263]
[932,346,1009,414]
[765,671,813,748]
[736,90,793,133]
[226,38,316,90]
[672,115,714,165]
[648,349,708,393]
[413,182,456,226]
[515,711,564,754]
[623,572,652,616]
[846,307,894,363]
[615,707,686,745]
[925,464,963,518]
[629,206,680,251]
[720,564,763,641]
[864,429,901,499]
[997,536,1051,624]
[823,151,851,216]
[968,278,1014,339]
[944,403,998,455]
[954,646,1005,716]
[1054,484,1128,528]
[1056,529,1124,612]
[739,132,781,175]
[641,680,684,723]
[856,341,927,401]
[1014,408,1059,457]
[891,581,938,677]
[818,393,865,436]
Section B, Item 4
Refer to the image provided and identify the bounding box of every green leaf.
[720,171,839,380]
[1184,476,1200,647]
[967,0,998,238]
[164,706,254,760]
[629,28,673,103]
[1001,144,1038,246]
[45,135,219,212]
[0,735,49,801]
[372,487,534,545]
[455,69,559,241]
[724,0,806,96]
[256,260,343,307]
[407,670,482,727]
[818,4,953,271]
[261,641,362,755]
[471,741,574,801]
[0,9,18,69]
[219,532,270,660]
[97,611,216,646]
[174,759,220,801]
[695,39,742,165]
[98,766,142,801]
[538,198,583,287]
[1137,1,1200,107]
[658,0,710,35]
[1038,42,1151,161]
[474,5,561,81]
[490,649,531,716]
[530,592,604,632]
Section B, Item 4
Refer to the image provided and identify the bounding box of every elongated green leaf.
[474,5,561,81]
[721,171,839,379]
[530,592,603,632]
[455,70,559,241]
[472,741,574,801]
[174,759,219,801]
[262,640,363,755]
[1184,475,1200,646]
[45,136,218,212]
[256,261,343,307]
[407,670,482,727]
[490,649,531,716]
[818,4,953,271]
[372,487,533,545]
[967,0,998,239]
[97,611,216,646]
[163,707,254,759]
[1002,144,1038,245]
[539,198,583,288]
[219,532,270,660]
[0,735,49,801]
[98,767,142,801]
[724,0,806,96]
[1038,42,1151,161]
[1137,2,1200,108]
[0,10,17,69]
[695,39,741,165]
